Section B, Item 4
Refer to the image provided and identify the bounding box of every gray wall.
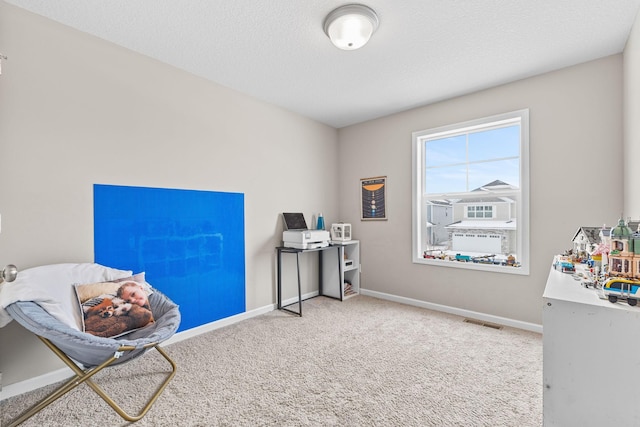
[337,55,624,326]
[625,9,640,216]
[0,3,338,387]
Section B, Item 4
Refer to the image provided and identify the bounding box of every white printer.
[282,213,330,249]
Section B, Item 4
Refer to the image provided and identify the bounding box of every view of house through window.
[412,110,529,274]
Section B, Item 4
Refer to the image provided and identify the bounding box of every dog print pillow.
[75,278,154,338]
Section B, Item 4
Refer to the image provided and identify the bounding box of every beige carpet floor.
[1,295,542,426]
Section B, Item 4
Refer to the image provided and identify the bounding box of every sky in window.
[425,125,520,194]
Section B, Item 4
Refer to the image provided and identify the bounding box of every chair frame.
[7,336,177,427]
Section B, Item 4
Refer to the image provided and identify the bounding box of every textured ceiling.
[5,0,640,128]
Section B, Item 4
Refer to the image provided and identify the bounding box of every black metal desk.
[276,245,342,316]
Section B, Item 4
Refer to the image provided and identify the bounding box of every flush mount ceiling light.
[323,4,379,50]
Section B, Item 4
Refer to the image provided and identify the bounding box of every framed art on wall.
[361,176,387,220]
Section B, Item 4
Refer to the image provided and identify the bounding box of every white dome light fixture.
[323,4,379,50]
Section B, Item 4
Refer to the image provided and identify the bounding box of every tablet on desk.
[282,212,309,231]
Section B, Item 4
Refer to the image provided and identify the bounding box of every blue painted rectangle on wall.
[94,184,245,331]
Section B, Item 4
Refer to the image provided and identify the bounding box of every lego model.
[553,255,575,273]
[602,277,640,306]
[606,218,640,279]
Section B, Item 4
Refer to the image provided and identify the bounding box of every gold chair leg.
[6,338,177,426]
[83,345,177,422]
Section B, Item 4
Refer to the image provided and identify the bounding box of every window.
[412,109,529,274]
[467,205,494,219]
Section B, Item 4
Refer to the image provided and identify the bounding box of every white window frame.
[411,109,530,275]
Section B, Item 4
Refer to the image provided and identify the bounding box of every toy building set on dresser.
[555,217,640,306]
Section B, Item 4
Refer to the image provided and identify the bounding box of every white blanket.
[0,297,13,327]
[0,263,132,329]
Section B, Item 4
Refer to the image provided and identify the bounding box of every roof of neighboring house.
[445,220,516,230]
[472,179,509,191]
[472,180,515,192]
[458,197,514,204]
[426,200,451,206]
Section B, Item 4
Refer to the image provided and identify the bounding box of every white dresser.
[543,266,640,426]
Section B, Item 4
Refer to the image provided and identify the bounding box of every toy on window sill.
[455,253,472,262]
[471,254,496,264]
[423,250,445,259]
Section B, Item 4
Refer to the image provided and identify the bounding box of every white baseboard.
[277,290,319,311]
[360,288,543,334]
[1,288,538,400]
[0,366,75,401]
[163,290,318,347]
[162,303,277,347]
[1,302,280,401]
